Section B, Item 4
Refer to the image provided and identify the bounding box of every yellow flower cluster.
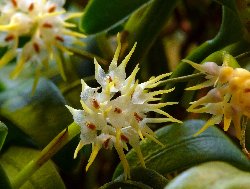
[185,56,250,139]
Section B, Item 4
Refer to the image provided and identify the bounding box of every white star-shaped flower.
[66,34,181,179]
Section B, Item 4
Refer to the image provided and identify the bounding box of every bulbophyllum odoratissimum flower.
[184,56,250,139]
[0,0,85,79]
[66,34,181,179]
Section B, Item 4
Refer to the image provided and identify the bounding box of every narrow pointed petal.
[0,49,16,68]
[133,145,145,167]
[94,58,106,86]
[143,132,164,147]
[86,143,101,171]
[80,100,92,114]
[53,48,67,81]
[10,55,26,79]
[109,33,121,70]
[74,141,85,159]
[150,88,175,96]
[182,59,204,72]
[194,115,223,136]
[186,80,214,90]
[115,128,130,179]
[119,42,137,68]
[232,113,242,139]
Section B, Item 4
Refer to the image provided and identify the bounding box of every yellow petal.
[53,48,67,81]
[119,42,137,68]
[10,54,26,79]
[65,12,83,20]
[86,143,101,171]
[134,145,145,167]
[186,80,214,90]
[143,132,164,147]
[109,33,121,69]
[74,140,85,159]
[114,128,130,179]
[182,59,203,72]
[63,29,86,38]
[80,100,93,114]
[232,113,242,139]
[153,109,182,123]
[150,88,175,96]
[0,49,16,68]
[194,115,222,136]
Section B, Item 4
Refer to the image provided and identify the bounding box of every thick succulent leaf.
[165,161,250,189]
[80,0,151,34]
[115,167,168,189]
[0,164,12,189]
[0,78,72,147]
[113,120,250,179]
[0,121,8,151]
[0,146,66,189]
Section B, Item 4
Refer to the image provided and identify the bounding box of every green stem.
[158,73,204,87]
[66,46,109,66]
[11,123,80,189]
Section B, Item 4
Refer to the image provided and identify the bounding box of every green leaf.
[0,164,12,189]
[80,0,151,34]
[125,0,180,74]
[214,0,237,12]
[165,161,250,189]
[113,120,250,179]
[0,78,72,147]
[0,146,66,189]
[100,180,152,189]
[115,167,168,189]
[0,121,8,151]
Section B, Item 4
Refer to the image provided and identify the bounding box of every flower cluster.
[0,0,85,79]
[184,57,250,139]
[66,34,180,179]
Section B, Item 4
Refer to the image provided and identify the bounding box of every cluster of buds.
[184,55,250,139]
[0,0,85,79]
[66,34,180,179]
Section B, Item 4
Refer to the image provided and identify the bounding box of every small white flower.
[66,34,181,179]
[0,0,85,80]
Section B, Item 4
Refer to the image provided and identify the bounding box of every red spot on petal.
[48,5,56,13]
[33,43,40,53]
[4,35,14,42]
[114,107,122,113]
[28,3,34,11]
[55,36,64,42]
[108,76,112,83]
[103,138,111,149]
[11,0,17,7]
[134,112,143,122]
[244,88,250,93]
[42,23,53,28]
[92,99,100,109]
[121,134,129,143]
[86,123,96,130]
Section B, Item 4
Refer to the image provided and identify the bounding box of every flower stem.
[159,73,204,87]
[240,117,250,159]
[11,122,80,189]
[66,46,109,66]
